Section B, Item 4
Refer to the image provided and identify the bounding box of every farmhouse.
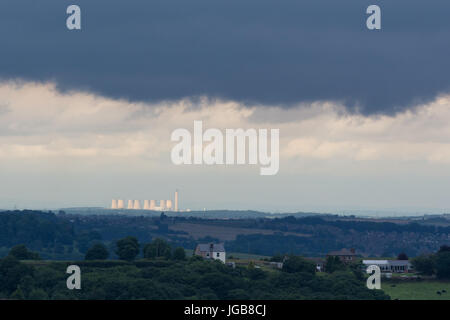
[194,243,226,263]
[326,248,357,263]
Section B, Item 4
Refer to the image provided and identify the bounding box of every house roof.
[196,243,225,252]
[362,260,411,266]
[363,260,389,265]
[327,248,356,256]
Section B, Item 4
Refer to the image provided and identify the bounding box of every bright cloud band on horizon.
[1,80,450,212]
[1,81,450,164]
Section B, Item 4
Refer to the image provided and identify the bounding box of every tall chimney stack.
[175,190,179,212]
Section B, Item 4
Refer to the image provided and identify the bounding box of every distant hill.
[60,207,325,219]
[0,210,449,260]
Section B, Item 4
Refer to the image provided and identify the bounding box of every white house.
[194,243,226,263]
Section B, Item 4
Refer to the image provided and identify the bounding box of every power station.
[111,190,181,212]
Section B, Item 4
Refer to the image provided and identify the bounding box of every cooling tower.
[159,200,166,210]
[133,200,141,210]
[117,199,124,209]
[111,199,118,209]
[175,190,179,212]
[150,200,156,210]
[166,200,173,210]
[127,200,133,209]
[143,200,150,210]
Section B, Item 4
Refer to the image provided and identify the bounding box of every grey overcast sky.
[1,1,450,215]
[0,0,450,114]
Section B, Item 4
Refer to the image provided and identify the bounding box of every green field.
[383,281,450,300]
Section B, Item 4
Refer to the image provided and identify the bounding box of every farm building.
[362,260,413,273]
[194,243,226,263]
[326,248,357,263]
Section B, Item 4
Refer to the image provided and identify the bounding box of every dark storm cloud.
[1,0,450,115]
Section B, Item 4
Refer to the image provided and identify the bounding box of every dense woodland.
[0,243,390,300]
[0,210,449,300]
[0,210,449,259]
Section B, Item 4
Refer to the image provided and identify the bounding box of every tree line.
[412,245,450,279]
[0,242,390,300]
